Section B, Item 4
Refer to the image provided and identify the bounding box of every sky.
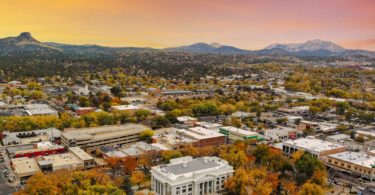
[0,0,374,50]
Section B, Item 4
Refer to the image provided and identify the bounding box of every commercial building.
[176,127,225,147]
[219,126,261,141]
[264,126,296,142]
[111,105,142,112]
[327,151,375,181]
[24,104,58,116]
[326,134,351,143]
[282,137,347,159]
[61,124,150,149]
[194,122,222,131]
[152,127,225,150]
[11,146,94,180]
[177,116,198,127]
[11,157,42,179]
[68,147,96,169]
[151,156,234,195]
[297,121,337,133]
[355,126,375,140]
[6,141,65,158]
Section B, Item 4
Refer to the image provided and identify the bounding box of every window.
[182,186,186,193]
[188,184,192,192]
[176,187,180,195]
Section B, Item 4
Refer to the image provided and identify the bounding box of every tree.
[295,152,325,184]
[161,150,183,162]
[309,169,327,186]
[15,169,126,195]
[135,110,151,121]
[151,116,170,129]
[130,171,145,189]
[140,130,154,142]
[230,117,242,128]
[298,183,323,195]
[111,87,122,97]
[335,102,348,115]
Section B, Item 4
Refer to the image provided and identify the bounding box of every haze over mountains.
[0,32,374,58]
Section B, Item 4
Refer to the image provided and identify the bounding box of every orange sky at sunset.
[1,0,374,50]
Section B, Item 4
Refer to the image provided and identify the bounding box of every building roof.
[69,147,93,161]
[326,134,350,141]
[220,126,259,137]
[152,156,233,180]
[11,157,41,177]
[283,137,346,153]
[177,116,198,122]
[24,104,57,115]
[165,157,221,175]
[266,126,295,132]
[194,122,222,129]
[177,127,224,140]
[62,124,149,141]
[104,150,128,158]
[39,153,82,168]
[111,105,141,111]
[328,151,375,168]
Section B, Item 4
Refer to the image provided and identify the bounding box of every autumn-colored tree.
[140,129,155,142]
[106,157,123,169]
[282,180,298,195]
[225,167,278,195]
[297,183,323,195]
[161,150,183,162]
[291,150,304,164]
[130,171,146,189]
[224,168,250,195]
[309,169,327,186]
[248,167,278,195]
[220,144,251,169]
[15,169,126,195]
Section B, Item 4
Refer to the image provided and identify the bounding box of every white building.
[24,104,58,116]
[264,126,296,142]
[151,156,234,195]
[282,137,347,159]
[327,151,375,181]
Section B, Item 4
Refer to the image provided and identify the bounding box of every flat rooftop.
[12,157,41,176]
[62,124,149,141]
[220,126,258,136]
[69,147,93,161]
[165,157,221,175]
[111,105,141,110]
[195,122,222,129]
[329,151,375,168]
[152,156,233,180]
[283,137,346,152]
[40,153,82,168]
[177,127,224,140]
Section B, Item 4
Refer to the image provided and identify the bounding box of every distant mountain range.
[0,32,374,58]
